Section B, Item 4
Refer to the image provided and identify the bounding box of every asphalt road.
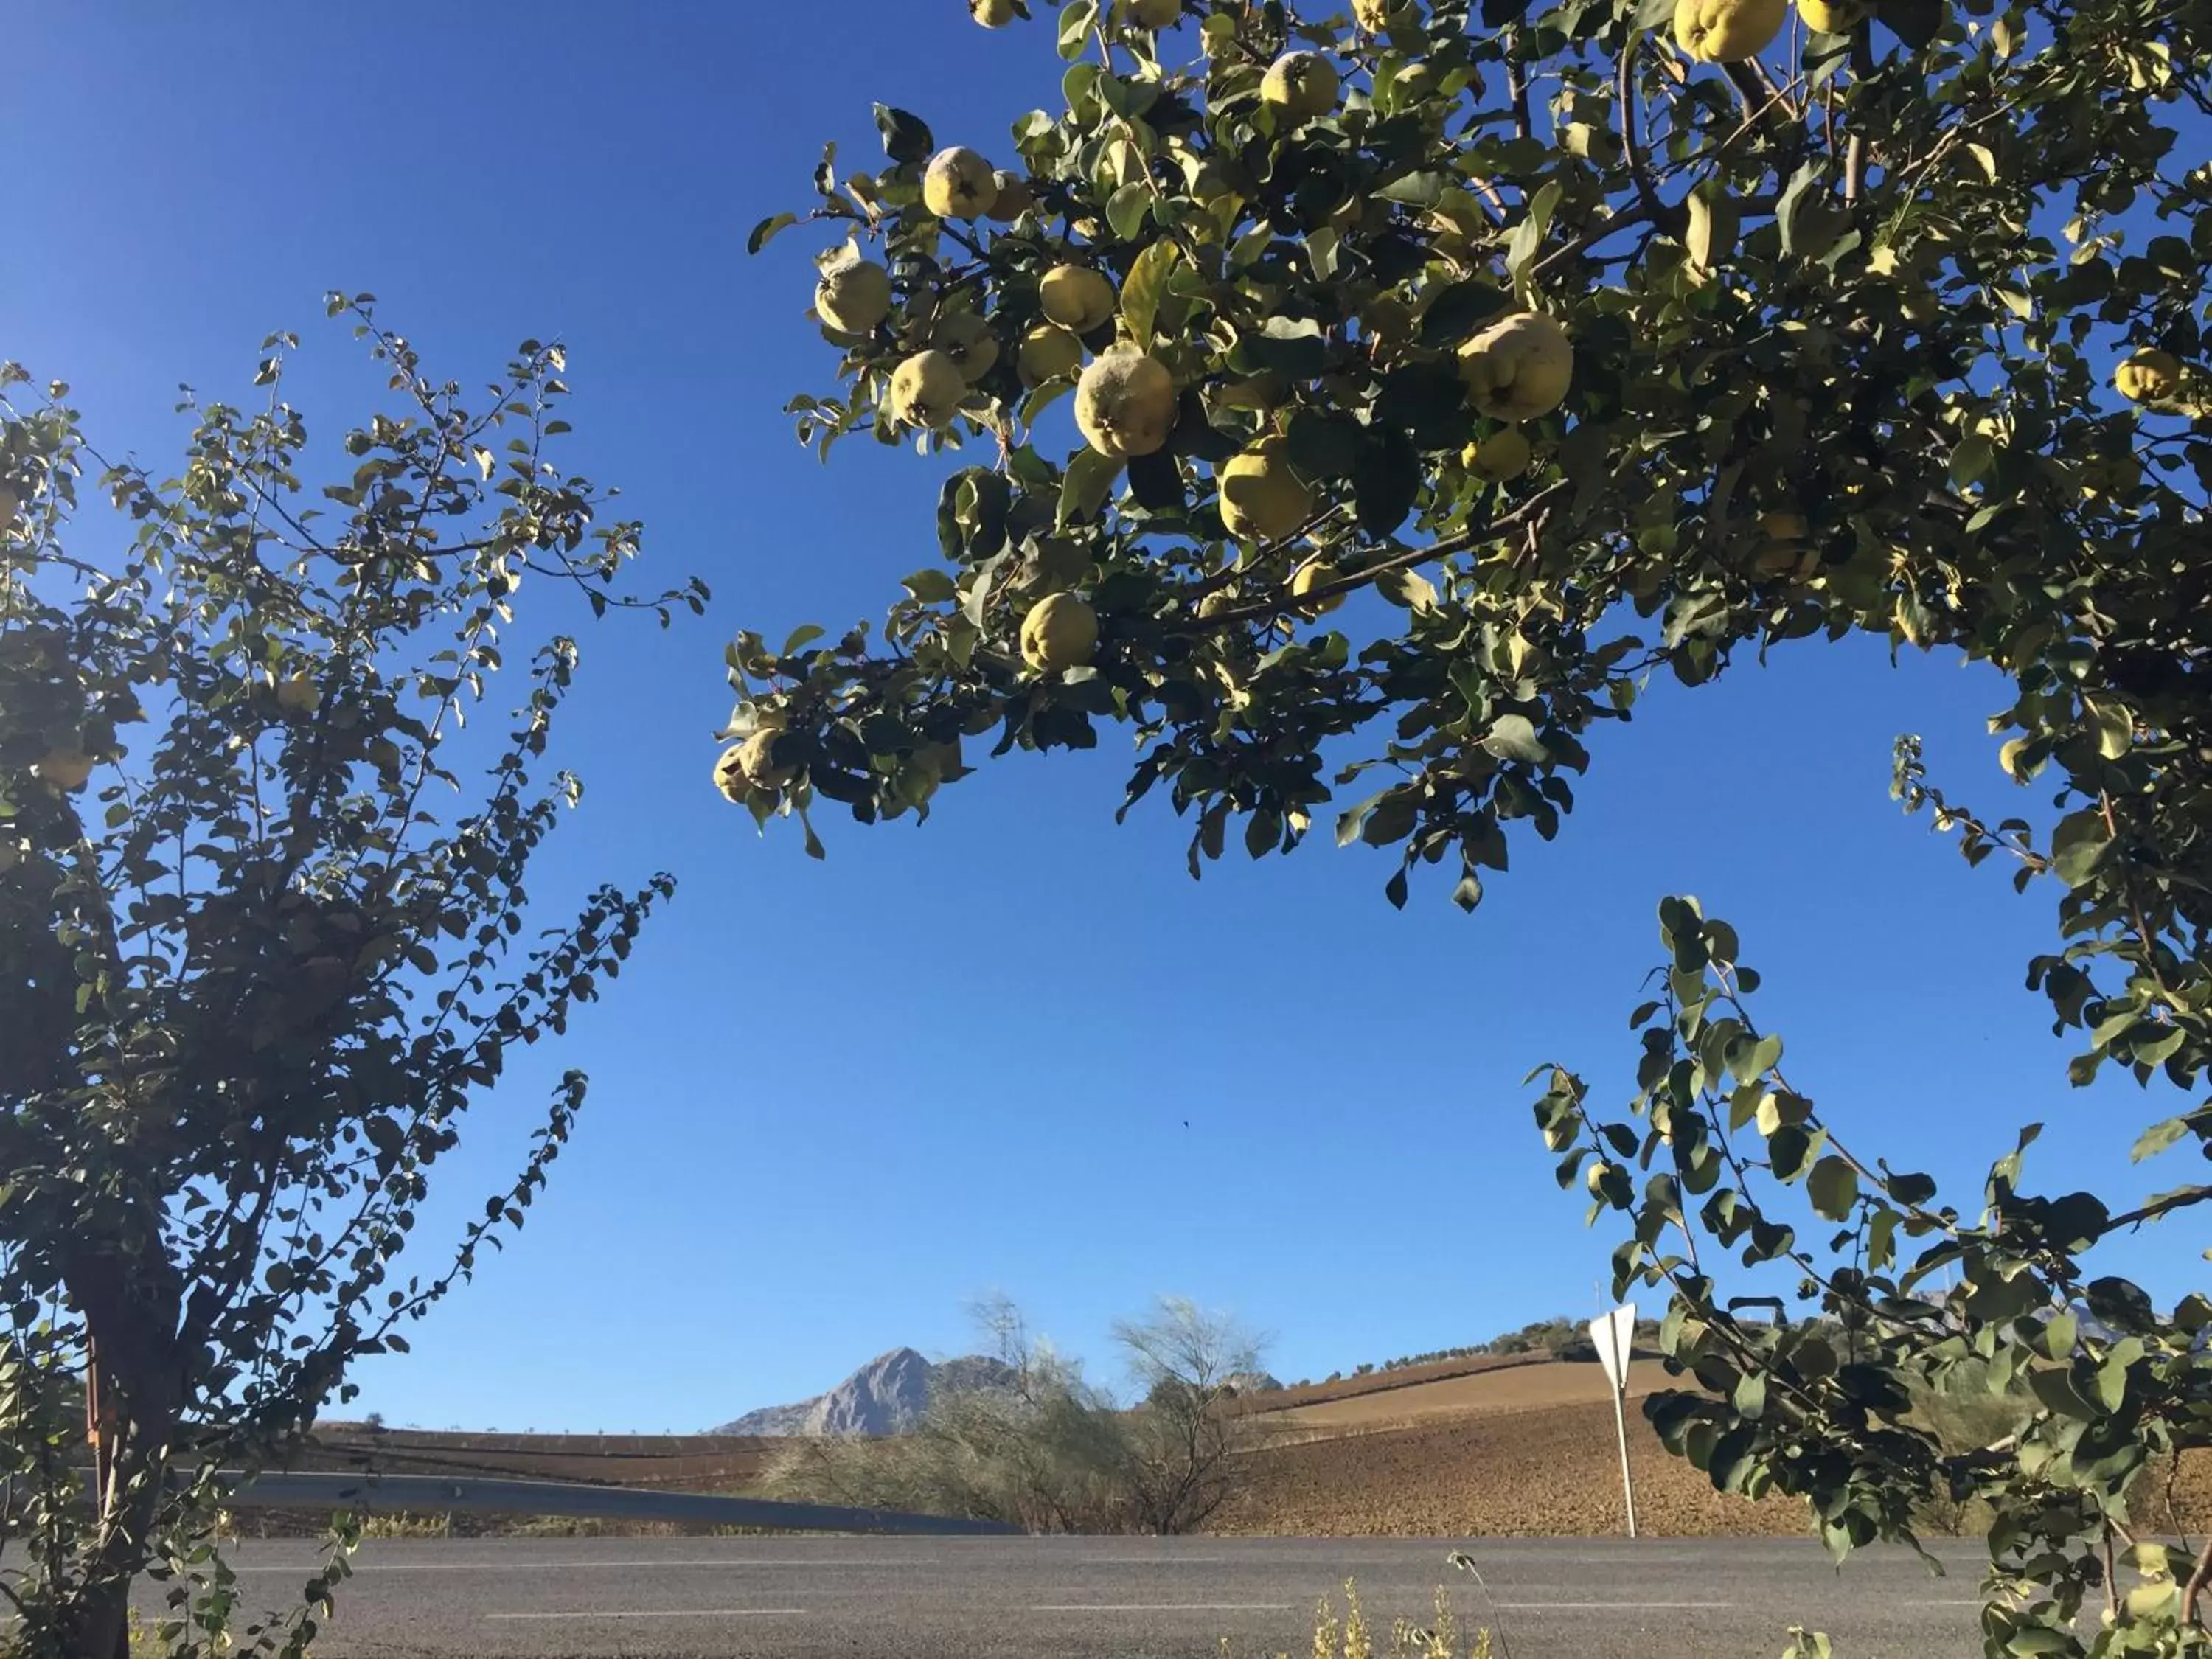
[167,1535,1998,1658]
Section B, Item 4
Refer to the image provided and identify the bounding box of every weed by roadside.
[356,1512,452,1540]
[1222,1579,1494,1659]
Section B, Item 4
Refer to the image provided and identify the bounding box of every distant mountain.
[711,1347,1018,1437]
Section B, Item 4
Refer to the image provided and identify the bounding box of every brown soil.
[1217,1391,1804,1537]
[1217,1365,2212,1540]
[301,1426,776,1492]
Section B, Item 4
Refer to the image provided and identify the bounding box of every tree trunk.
[64,1252,184,1659]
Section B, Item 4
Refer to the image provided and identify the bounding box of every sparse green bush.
[762,1295,1264,1534]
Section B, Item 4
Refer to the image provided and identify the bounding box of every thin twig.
[2183,1534,2212,1627]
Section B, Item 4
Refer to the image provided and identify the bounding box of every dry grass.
[1220,1579,1494,1659]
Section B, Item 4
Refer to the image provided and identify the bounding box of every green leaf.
[1883,1169,1938,1206]
[1120,240,1184,353]
[1506,179,1562,287]
[1106,181,1152,243]
[1949,434,1994,489]
[1125,448,1185,512]
[1879,0,1944,47]
[1351,427,1422,535]
[1244,806,1282,859]
[1482,713,1548,765]
[1767,1124,1814,1180]
[747,214,798,256]
[1807,1158,1859,1221]
[1058,450,1124,528]
[1375,171,1453,208]
[2132,1116,2191,1161]
[902,568,958,604]
[1058,0,1099,58]
[2027,1363,2097,1421]
[2084,697,2132,759]
[1284,410,1362,479]
[873,104,935,165]
[1733,1371,1767,1420]
[2039,1311,2077,1361]
[1374,361,1470,446]
[1231,316,1327,381]
[1374,568,1438,610]
[1776,161,1828,260]
[2049,809,2110,887]
[1418,281,1510,347]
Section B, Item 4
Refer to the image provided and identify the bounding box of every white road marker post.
[1588,1302,1638,1539]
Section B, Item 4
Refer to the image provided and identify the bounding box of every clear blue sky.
[7,4,2195,1433]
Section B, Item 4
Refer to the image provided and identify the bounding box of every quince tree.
[737,0,2212,1651]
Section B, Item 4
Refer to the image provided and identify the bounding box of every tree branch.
[1196,481,1574,630]
[2101,1183,2211,1235]
[1507,38,1532,142]
[2183,1534,2212,1627]
[1618,40,1662,218]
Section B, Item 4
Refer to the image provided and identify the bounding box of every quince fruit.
[274,675,322,715]
[1463,428,1533,483]
[1217,437,1314,542]
[922,147,998,220]
[717,730,797,801]
[1020,592,1099,672]
[1674,0,1787,60]
[1075,349,1176,458]
[1262,52,1340,120]
[932,313,1001,383]
[985,171,1035,221]
[1017,324,1085,386]
[33,748,97,791]
[1798,0,1871,30]
[2115,348,2186,405]
[1290,556,1346,616]
[1458,312,1573,421]
[1039,265,1117,334]
[889,351,968,429]
[815,256,893,334]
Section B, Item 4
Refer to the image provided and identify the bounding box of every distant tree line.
[1360,1312,1669,1380]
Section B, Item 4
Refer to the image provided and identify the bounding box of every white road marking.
[234,1558,936,1572]
[485,1609,809,1621]
[1494,1601,1736,1610]
[1079,1556,1231,1565]
[1032,1603,1293,1613]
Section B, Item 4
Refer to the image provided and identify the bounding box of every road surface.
[169,1534,1996,1658]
